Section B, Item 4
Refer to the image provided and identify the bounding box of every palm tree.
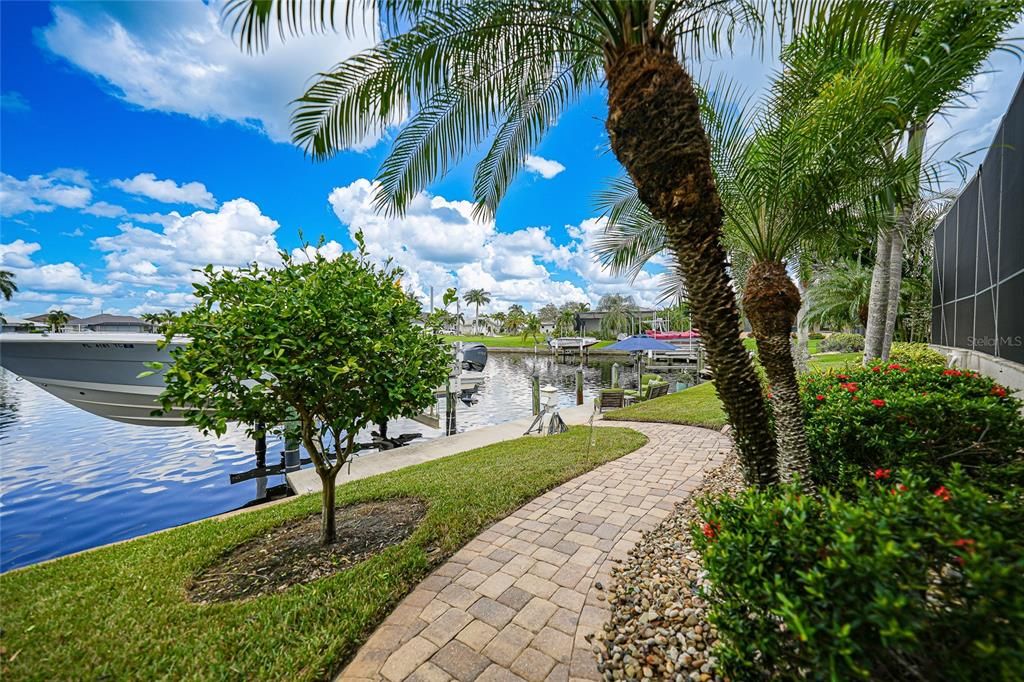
[593,4,1022,484]
[0,270,17,301]
[593,14,960,484]
[221,0,842,485]
[46,310,70,332]
[597,293,635,339]
[504,307,526,335]
[521,313,543,345]
[463,288,491,334]
[555,308,576,336]
[488,311,507,335]
[859,2,1022,362]
[806,261,873,331]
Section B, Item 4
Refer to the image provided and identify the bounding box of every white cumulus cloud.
[1,170,93,216]
[40,2,378,147]
[95,198,282,288]
[111,173,216,208]
[524,155,566,179]
[0,239,117,295]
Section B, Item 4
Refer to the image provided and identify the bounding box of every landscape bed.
[601,357,1024,680]
[0,426,647,681]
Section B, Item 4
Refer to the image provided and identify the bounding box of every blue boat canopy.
[604,335,678,353]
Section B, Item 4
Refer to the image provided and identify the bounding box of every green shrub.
[887,342,946,368]
[801,363,1024,489]
[819,332,864,353]
[695,470,1024,681]
[808,331,825,340]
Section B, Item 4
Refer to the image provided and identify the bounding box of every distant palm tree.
[555,308,576,336]
[0,270,17,301]
[597,294,635,339]
[521,313,543,345]
[46,310,70,332]
[463,289,491,334]
[504,308,526,335]
[807,261,873,331]
[488,311,507,335]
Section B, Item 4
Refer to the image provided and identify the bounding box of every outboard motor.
[461,342,488,372]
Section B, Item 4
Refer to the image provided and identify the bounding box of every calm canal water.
[0,352,695,571]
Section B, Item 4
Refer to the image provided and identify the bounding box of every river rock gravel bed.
[594,453,744,681]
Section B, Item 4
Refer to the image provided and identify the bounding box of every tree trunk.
[863,227,891,363]
[880,220,906,360]
[318,466,341,545]
[795,277,810,374]
[605,44,778,487]
[742,261,815,489]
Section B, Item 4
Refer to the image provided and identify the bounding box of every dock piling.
[575,368,583,406]
[532,375,540,416]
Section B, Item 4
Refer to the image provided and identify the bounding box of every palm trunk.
[863,227,891,363]
[605,44,778,487]
[880,124,925,360]
[880,220,905,360]
[742,261,815,489]
[795,277,810,373]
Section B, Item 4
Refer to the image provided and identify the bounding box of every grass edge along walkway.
[604,352,862,428]
[0,426,647,682]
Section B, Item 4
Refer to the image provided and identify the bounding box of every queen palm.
[223,0,859,485]
[46,309,70,332]
[0,270,16,301]
[463,288,491,334]
[853,2,1023,361]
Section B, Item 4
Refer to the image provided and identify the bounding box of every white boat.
[0,333,489,428]
[0,332,187,427]
[547,336,600,349]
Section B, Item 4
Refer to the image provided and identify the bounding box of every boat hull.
[0,333,188,427]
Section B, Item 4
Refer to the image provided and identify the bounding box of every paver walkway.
[339,421,731,682]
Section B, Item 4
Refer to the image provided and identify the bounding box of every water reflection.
[0,352,697,571]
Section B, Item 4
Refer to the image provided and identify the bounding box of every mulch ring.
[188,497,427,603]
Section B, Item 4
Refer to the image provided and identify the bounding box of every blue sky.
[1,2,1021,319]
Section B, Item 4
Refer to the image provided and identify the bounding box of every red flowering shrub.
[800,362,1024,490]
[694,469,1024,680]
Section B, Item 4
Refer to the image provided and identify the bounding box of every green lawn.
[604,352,862,428]
[605,380,729,429]
[0,427,646,681]
[444,335,614,349]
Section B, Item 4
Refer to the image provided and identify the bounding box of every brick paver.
[339,421,730,681]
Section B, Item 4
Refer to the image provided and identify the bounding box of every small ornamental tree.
[157,235,451,544]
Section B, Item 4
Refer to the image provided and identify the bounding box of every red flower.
[702,522,719,540]
[816,394,825,401]
[953,538,976,552]
[836,374,849,380]
[887,363,902,370]
[943,369,962,377]
[839,382,859,393]
[871,398,886,408]
[873,468,891,480]
[889,484,908,495]
[934,486,952,502]
[871,366,881,372]
[766,391,773,399]
[991,386,1007,398]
